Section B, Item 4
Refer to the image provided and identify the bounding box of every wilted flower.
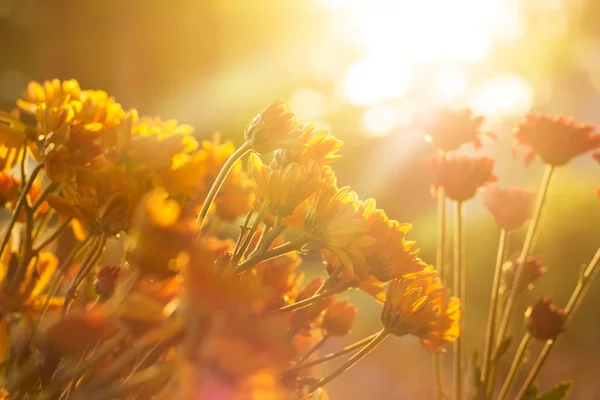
[414,108,493,152]
[427,154,497,202]
[501,253,546,295]
[526,297,567,341]
[514,115,600,166]
[322,298,357,337]
[483,186,535,231]
[382,269,460,351]
[249,153,323,217]
[244,99,303,154]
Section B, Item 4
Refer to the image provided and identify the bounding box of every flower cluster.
[0,80,598,400]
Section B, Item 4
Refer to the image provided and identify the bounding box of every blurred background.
[1,0,599,398]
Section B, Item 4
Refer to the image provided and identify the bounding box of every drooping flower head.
[244,99,303,154]
[483,186,535,231]
[514,115,600,166]
[381,268,460,351]
[271,124,343,168]
[525,297,566,341]
[414,108,493,153]
[427,154,497,202]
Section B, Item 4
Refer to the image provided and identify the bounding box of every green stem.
[454,201,464,400]
[497,333,531,400]
[20,143,28,191]
[234,223,286,273]
[0,163,44,257]
[196,141,251,228]
[308,329,388,393]
[480,229,509,389]
[275,280,356,312]
[434,184,447,400]
[514,247,600,399]
[495,166,554,360]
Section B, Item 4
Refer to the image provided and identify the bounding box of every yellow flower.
[360,199,426,281]
[304,184,375,278]
[0,109,41,170]
[249,153,323,217]
[244,99,303,154]
[382,269,460,351]
[17,78,81,114]
[271,124,343,168]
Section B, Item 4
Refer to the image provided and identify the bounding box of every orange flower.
[17,78,81,114]
[249,153,323,217]
[414,108,493,152]
[427,154,497,202]
[254,246,303,309]
[127,188,197,278]
[382,269,460,351]
[322,298,357,337]
[483,186,535,231]
[359,199,426,281]
[0,172,18,206]
[304,185,375,278]
[271,124,343,168]
[514,115,600,166]
[525,297,566,341]
[244,99,303,154]
[0,109,40,170]
[501,253,546,295]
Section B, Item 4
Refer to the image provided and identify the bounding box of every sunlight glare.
[434,67,468,102]
[469,73,534,118]
[344,54,411,106]
[361,104,398,137]
[289,88,326,120]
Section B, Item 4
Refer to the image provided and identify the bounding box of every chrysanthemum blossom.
[304,185,375,278]
[414,108,493,153]
[381,269,460,351]
[249,153,323,217]
[427,154,497,202]
[514,115,600,166]
[525,297,566,341]
[359,199,426,281]
[244,99,304,154]
[501,253,546,295]
[483,186,535,231]
[271,124,343,168]
[322,298,358,337]
[17,78,82,114]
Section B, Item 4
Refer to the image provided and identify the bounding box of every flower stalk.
[454,200,464,400]
[515,247,600,399]
[497,332,531,400]
[433,185,447,400]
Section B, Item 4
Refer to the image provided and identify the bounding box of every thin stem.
[32,209,54,243]
[275,280,356,312]
[495,166,554,358]
[8,206,34,293]
[497,333,531,400]
[27,235,94,346]
[236,234,309,274]
[62,234,107,314]
[433,185,447,400]
[0,162,44,257]
[308,329,388,393]
[515,247,600,399]
[20,144,28,191]
[295,336,329,366]
[232,204,266,266]
[196,141,251,228]
[33,217,73,253]
[234,223,286,273]
[480,229,509,388]
[284,332,380,375]
[454,201,464,400]
[32,182,59,212]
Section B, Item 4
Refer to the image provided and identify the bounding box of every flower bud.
[322,298,357,337]
[525,297,566,341]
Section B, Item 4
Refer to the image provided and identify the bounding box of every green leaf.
[538,381,572,400]
[522,384,538,400]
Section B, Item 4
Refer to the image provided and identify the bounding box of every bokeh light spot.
[361,104,398,137]
[288,88,326,120]
[469,73,534,118]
